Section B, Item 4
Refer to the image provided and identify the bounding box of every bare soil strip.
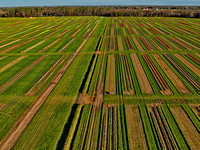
[132,37,143,50]
[132,28,140,35]
[0,56,46,94]
[196,53,200,58]
[26,55,68,96]
[126,105,148,150]
[174,54,200,76]
[118,37,124,51]
[0,56,27,73]
[105,54,116,94]
[0,19,102,150]
[143,28,153,35]
[170,105,200,150]
[0,105,6,111]
[111,28,114,36]
[153,54,191,94]
[131,54,153,94]
[110,37,115,51]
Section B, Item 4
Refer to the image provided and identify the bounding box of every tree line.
[0,6,199,18]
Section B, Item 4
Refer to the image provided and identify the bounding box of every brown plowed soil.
[196,53,200,58]
[76,93,92,105]
[111,28,114,36]
[131,53,153,94]
[126,105,148,150]
[118,37,124,51]
[132,37,143,50]
[170,105,200,150]
[105,54,116,94]
[0,105,6,111]
[132,28,140,35]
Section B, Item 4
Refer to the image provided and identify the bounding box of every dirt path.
[0,18,101,150]
[131,53,153,94]
[132,37,143,50]
[105,54,116,94]
[174,54,200,76]
[153,54,191,94]
[126,105,148,150]
[170,105,200,150]
[118,37,124,51]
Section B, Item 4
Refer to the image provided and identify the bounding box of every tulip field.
[0,16,199,150]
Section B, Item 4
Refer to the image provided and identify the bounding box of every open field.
[0,16,199,150]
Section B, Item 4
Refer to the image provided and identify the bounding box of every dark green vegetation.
[0,17,199,150]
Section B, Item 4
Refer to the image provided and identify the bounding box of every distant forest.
[0,6,200,18]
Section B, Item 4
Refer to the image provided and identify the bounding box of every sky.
[0,0,199,7]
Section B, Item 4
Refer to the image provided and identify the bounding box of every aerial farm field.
[0,16,199,150]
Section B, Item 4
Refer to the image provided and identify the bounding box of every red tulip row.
[140,37,153,51]
[149,28,159,34]
[129,23,133,27]
[69,29,80,37]
[180,27,197,34]
[155,37,171,49]
[179,22,191,26]
[127,28,133,35]
[138,23,143,27]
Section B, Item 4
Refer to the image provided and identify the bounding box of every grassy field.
[0,16,199,150]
